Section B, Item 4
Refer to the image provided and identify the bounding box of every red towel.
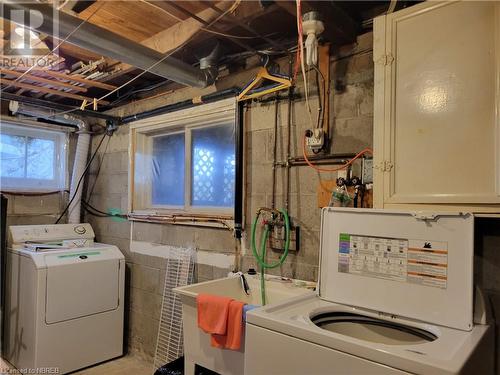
[210,300,246,350]
[197,294,233,335]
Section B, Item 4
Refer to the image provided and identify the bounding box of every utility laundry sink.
[174,275,313,375]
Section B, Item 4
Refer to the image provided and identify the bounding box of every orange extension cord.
[302,136,373,173]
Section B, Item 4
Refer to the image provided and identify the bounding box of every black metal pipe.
[121,87,240,124]
[287,160,350,167]
[289,153,357,162]
[233,101,244,239]
[0,92,119,122]
[253,92,301,104]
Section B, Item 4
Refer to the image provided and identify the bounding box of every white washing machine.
[245,208,494,375]
[4,223,125,374]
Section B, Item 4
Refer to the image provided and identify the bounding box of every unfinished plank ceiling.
[0,0,414,112]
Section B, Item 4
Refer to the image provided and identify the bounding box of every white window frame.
[129,98,237,218]
[0,120,69,191]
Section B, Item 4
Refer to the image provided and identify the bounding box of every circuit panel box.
[270,224,300,252]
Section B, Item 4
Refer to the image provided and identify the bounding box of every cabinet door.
[374,1,500,209]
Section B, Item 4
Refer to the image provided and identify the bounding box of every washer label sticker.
[338,234,447,289]
[407,240,448,288]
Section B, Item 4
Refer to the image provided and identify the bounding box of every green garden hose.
[251,208,291,305]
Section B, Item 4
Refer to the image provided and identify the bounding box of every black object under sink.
[155,357,220,375]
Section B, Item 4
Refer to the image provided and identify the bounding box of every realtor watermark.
[0,367,59,374]
[1,2,60,69]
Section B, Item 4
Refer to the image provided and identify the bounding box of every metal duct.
[67,132,90,224]
[2,2,211,88]
[9,101,87,129]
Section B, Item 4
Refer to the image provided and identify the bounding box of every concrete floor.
[0,355,153,375]
[74,355,152,375]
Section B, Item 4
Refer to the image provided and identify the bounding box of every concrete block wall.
[4,192,66,227]
[84,33,374,362]
[4,132,76,227]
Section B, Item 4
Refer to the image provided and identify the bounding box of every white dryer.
[4,223,125,374]
[245,208,494,375]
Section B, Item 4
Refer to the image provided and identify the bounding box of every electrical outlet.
[270,224,300,252]
[305,128,325,152]
[362,158,373,184]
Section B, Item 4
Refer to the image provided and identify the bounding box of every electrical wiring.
[54,133,108,224]
[85,135,111,201]
[46,0,242,119]
[107,80,169,106]
[295,0,314,127]
[82,200,127,219]
[48,40,190,118]
[81,201,109,218]
[141,0,255,40]
[312,65,325,130]
[1,2,104,92]
[302,135,373,173]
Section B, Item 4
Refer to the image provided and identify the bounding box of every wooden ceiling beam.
[0,79,110,104]
[203,2,286,52]
[31,70,117,91]
[0,68,88,92]
[100,2,232,82]
[144,0,255,53]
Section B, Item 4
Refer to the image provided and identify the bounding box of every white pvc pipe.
[68,132,91,224]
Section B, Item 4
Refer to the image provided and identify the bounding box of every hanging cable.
[312,65,325,131]
[55,133,108,224]
[142,0,263,40]
[82,200,127,219]
[85,135,111,201]
[47,0,241,119]
[1,2,104,91]
[295,0,314,129]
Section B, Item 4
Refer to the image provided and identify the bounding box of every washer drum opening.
[311,312,437,345]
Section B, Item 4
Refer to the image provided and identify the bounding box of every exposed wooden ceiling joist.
[202,2,286,52]
[0,0,387,109]
[1,78,110,104]
[31,70,117,91]
[152,1,256,53]
[97,1,233,83]
[0,68,88,92]
[77,0,182,43]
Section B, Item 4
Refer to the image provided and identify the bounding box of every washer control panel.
[9,223,95,245]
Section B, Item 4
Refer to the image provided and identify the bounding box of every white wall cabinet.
[373,1,500,211]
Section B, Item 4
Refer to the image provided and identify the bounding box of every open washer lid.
[318,208,474,331]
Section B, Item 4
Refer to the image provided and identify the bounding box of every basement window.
[0,122,68,191]
[129,98,237,223]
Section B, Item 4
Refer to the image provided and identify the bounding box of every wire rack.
[153,246,195,371]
